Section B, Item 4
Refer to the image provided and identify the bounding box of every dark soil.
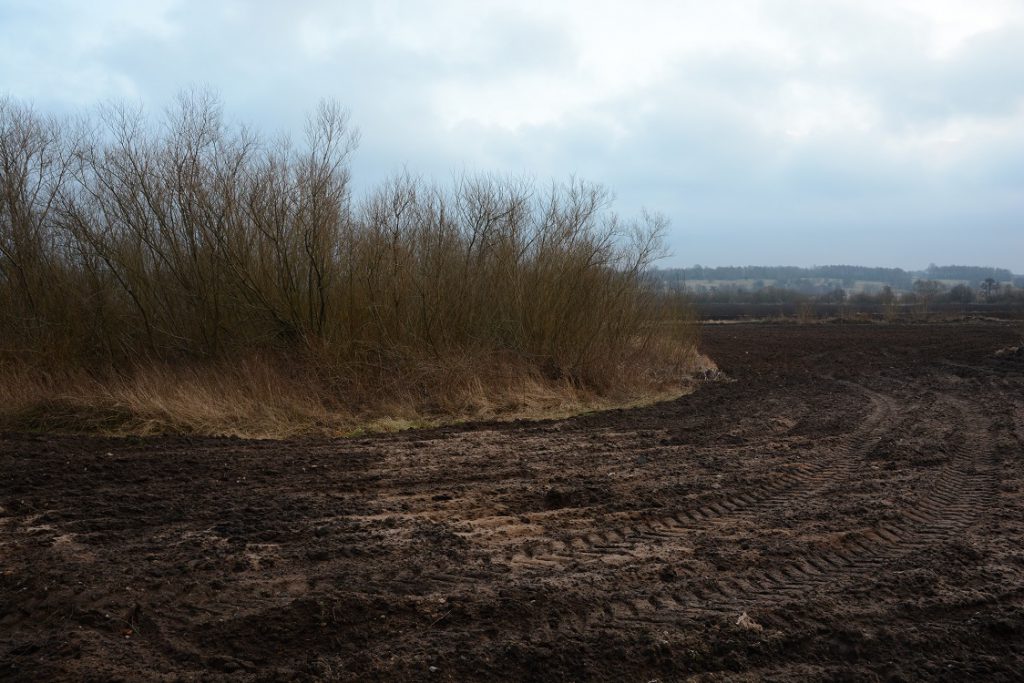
[3,322,1024,681]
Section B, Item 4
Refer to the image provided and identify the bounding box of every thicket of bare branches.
[0,92,695,433]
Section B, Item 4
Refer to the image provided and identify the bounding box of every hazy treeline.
[681,280,1024,307]
[922,264,1016,283]
[0,92,690,398]
[653,264,1019,292]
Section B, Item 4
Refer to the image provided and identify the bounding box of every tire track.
[332,383,981,637]
[496,383,899,571]
[577,393,998,631]
[354,383,903,622]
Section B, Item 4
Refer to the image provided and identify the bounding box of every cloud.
[1,0,1021,270]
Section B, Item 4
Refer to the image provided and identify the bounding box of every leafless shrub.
[0,92,697,435]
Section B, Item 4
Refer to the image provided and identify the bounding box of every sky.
[2,0,1022,271]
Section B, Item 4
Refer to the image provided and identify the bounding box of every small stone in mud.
[306,549,330,561]
[659,565,678,582]
[736,612,763,632]
[313,525,329,537]
[432,493,452,501]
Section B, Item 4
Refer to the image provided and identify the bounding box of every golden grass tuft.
[0,343,712,439]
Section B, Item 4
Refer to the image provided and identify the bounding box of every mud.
[2,322,1024,681]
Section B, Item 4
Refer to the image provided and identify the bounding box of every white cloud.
[1,0,1022,269]
[886,0,1024,57]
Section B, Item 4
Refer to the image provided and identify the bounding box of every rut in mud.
[2,322,1024,681]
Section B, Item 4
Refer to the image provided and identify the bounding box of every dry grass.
[0,359,327,438]
[0,341,711,438]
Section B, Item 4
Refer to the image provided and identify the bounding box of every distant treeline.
[651,264,1019,292]
[683,281,1024,306]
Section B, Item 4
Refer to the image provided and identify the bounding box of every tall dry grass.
[0,91,700,437]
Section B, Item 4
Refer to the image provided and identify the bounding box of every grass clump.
[0,91,701,437]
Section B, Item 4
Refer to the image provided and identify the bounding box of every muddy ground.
[2,322,1024,681]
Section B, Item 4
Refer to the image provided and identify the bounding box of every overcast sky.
[2,0,1022,271]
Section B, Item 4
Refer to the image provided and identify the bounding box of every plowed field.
[3,322,1024,681]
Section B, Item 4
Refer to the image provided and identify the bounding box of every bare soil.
[3,322,1024,681]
